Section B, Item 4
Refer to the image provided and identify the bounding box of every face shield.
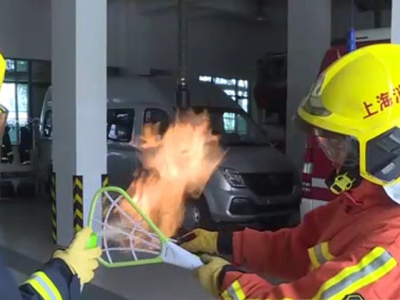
[294,115,359,168]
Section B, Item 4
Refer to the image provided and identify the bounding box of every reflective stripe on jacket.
[19,258,80,299]
[219,181,400,299]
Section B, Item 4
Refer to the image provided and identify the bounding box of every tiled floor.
[0,199,213,300]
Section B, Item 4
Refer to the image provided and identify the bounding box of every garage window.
[107,109,135,143]
[0,59,30,144]
[199,76,249,112]
[143,108,170,136]
[0,58,51,145]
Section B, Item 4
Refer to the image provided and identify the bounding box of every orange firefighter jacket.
[218,180,400,299]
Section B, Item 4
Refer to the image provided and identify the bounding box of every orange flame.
[119,110,224,238]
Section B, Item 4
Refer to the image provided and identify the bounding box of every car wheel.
[180,197,213,234]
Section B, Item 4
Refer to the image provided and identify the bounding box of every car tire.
[179,197,213,235]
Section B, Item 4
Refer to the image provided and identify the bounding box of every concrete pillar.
[392,0,400,44]
[52,0,107,246]
[286,0,331,170]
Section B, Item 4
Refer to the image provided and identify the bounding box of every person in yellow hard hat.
[179,43,400,299]
[0,54,102,299]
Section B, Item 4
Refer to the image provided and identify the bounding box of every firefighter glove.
[179,228,219,254]
[195,254,230,297]
[53,227,102,284]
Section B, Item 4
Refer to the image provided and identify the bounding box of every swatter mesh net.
[91,190,162,264]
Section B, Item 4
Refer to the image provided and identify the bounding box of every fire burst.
[117,110,224,238]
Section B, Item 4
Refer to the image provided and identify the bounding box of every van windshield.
[193,107,270,146]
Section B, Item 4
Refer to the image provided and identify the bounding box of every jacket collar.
[344,180,393,208]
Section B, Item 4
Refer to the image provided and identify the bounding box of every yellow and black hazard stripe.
[73,175,83,233]
[102,174,109,188]
[51,173,57,244]
[101,174,109,219]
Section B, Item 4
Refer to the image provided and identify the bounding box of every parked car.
[38,76,301,230]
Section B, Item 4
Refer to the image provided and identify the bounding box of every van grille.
[241,172,294,197]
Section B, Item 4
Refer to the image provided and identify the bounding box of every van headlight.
[220,168,246,188]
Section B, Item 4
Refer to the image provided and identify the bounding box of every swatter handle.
[81,232,100,293]
[183,253,204,270]
[163,241,204,270]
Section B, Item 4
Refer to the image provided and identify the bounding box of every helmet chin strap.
[325,162,362,195]
[325,161,400,205]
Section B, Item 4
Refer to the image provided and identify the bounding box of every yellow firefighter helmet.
[298,43,400,188]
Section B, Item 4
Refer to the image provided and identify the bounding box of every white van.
[38,76,300,230]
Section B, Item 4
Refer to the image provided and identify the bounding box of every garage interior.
[0,0,397,299]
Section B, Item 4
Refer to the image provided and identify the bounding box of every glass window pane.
[16,60,28,72]
[223,89,235,96]
[215,77,228,85]
[238,80,249,89]
[107,109,135,143]
[223,112,236,132]
[6,59,15,72]
[144,108,170,136]
[0,83,16,118]
[199,76,212,83]
[0,83,17,143]
[237,115,247,135]
[17,84,28,126]
[227,79,236,86]
[7,123,18,145]
[239,99,249,112]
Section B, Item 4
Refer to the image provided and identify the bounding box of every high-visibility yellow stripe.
[232,281,246,299]
[308,247,321,269]
[37,272,62,300]
[26,279,50,300]
[313,247,396,300]
[332,258,396,300]
[309,242,335,270]
[321,242,335,261]
[221,289,233,300]
[222,280,294,300]
[316,247,385,294]
[24,271,62,300]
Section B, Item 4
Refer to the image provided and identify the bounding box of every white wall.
[0,0,127,66]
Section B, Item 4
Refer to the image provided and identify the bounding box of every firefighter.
[180,43,400,299]
[0,54,102,299]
